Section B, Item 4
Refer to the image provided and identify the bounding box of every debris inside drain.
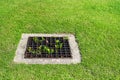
[24,37,72,58]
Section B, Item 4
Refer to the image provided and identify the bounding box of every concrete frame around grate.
[14,34,81,64]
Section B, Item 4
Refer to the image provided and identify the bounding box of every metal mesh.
[24,37,72,58]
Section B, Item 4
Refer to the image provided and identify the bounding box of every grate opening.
[24,37,72,58]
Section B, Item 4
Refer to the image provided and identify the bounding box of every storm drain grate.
[14,34,81,64]
[25,37,72,58]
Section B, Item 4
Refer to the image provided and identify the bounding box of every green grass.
[0,0,120,79]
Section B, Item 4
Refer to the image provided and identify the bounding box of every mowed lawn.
[0,0,120,80]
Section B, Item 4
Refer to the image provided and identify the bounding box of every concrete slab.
[14,33,81,64]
